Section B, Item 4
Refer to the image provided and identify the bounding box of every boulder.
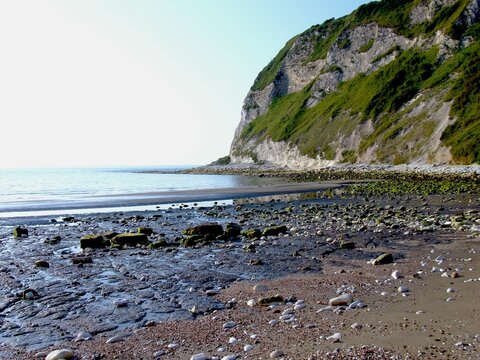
[183,223,223,240]
[80,234,107,249]
[373,253,394,265]
[241,229,262,239]
[13,226,28,238]
[262,225,287,237]
[224,222,242,238]
[148,239,169,249]
[110,233,149,247]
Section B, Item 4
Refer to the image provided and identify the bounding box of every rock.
[398,286,409,293]
[339,241,355,249]
[75,331,92,341]
[223,321,237,329]
[253,284,268,292]
[244,344,254,352]
[22,288,37,300]
[373,253,394,265]
[270,350,284,358]
[71,256,93,265]
[138,227,153,235]
[228,337,238,344]
[451,271,461,278]
[258,294,284,305]
[45,349,74,360]
[148,239,169,249]
[106,335,125,344]
[329,293,353,306]
[102,231,119,239]
[183,223,223,240]
[241,229,262,239]
[326,332,342,342]
[80,234,107,249]
[447,287,456,293]
[224,223,242,238]
[114,299,128,308]
[243,244,256,253]
[262,225,287,237]
[110,233,149,247]
[35,260,50,268]
[13,226,28,238]
[391,270,403,279]
[221,355,239,360]
[190,353,208,360]
[62,216,75,222]
[247,299,256,306]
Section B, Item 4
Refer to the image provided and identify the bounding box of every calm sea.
[0,166,284,216]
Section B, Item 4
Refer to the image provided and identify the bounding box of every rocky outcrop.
[230,0,480,167]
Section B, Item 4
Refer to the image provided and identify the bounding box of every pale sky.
[0,0,369,168]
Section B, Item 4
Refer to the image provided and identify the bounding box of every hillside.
[229,0,480,167]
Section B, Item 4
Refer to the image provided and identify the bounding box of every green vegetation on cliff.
[241,0,479,164]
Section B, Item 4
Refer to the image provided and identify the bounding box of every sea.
[0,166,285,218]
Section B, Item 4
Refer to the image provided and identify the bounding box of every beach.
[0,169,479,359]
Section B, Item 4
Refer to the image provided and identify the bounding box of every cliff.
[230,0,480,167]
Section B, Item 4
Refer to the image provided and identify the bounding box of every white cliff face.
[230,0,479,166]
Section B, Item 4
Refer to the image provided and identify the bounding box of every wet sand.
[0,186,478,359]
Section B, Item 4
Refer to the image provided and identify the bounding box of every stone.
[22,288,37,300]
[241,229,262,239]
[13,226,28,238]
[247,299,256,307]
[373,253,394,265]
[258,294,284,305]
[391,270,403,279]
[148,239,169,249]
[106,335,125,344]
[253,284,268,292]
[224,222,242,238]
[62,216,75,222]
[221,355,239,360]
[183,223,223,240]
[138,227,154,235]
[71,256,93,265]
[45,349,74,360]
[223,321,237,329]
[262,225,287,237]
[339,241,355,249]
[110,233,149,247]
[80,234,107,249]
[243,244,256,253]
[270,350,284,358]
[398,286,409,293]
[327,332,342,342]
[190,353,208,360]
[329,293,353,306]
[35,260,50,268]
[244,344,254,352]
[75,331,92,341]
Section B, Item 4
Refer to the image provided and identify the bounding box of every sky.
[0,0,370,168]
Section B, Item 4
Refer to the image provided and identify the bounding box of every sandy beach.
[0,173,478,359]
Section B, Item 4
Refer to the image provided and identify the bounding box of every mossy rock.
[102,231,119,240]
[110,233,149,247]
[373,253,394,265]
[148,239,169,249]
[340,241,355,249]
[241,229,262,239]
[224,222,242,238]
[183,223,223,240]
[80,234,108,249]
[13,227,28,238]
[180,235,208,247]
[258,294,284,306]
[138,227,154,235]
[262,225,288,237]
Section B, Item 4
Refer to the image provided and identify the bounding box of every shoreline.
[0,181,354,217]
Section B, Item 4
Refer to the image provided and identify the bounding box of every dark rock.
[102,231,119,240]
[224,223,242,238]
[241,229,262,239]
[183,223,223,240]
[35,260,50,268]
[243,243,256,253]
[138,227,153,235]
[180,235,207,247]
[71,256,93,265]
[262,225,288,237]
[148,239,169,249]
[62,216,75,222]
[13,227,28,238]
[80,234,108,249]
[340,241,355,249]
[258,294,284,306]
[111,233,149,247]
[373,253,394,265]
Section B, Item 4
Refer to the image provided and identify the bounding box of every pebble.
[391,270,403,279]
[228,337,238,344]
[328,293,353,306]
[223,321,237,329]
[253,284,268,292]
[75,331,92,341]
[113,299,128,307]
[447,287,456,293]
[246,299,256,307]
[294,303,306,311]
[326,332,342,342]
[270,350,284,358]
[153,350,165,357]
[244,344,254,352]
[348,300,366,309]
[269,319,279,326]
[167,343,180,349]
[106,335,125,344]
[351,322,362,329]
[190,353,208,360]
[446,297,455,302]
[45,349,74,360]
[221,355,239,360]
[398,286,409,293]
